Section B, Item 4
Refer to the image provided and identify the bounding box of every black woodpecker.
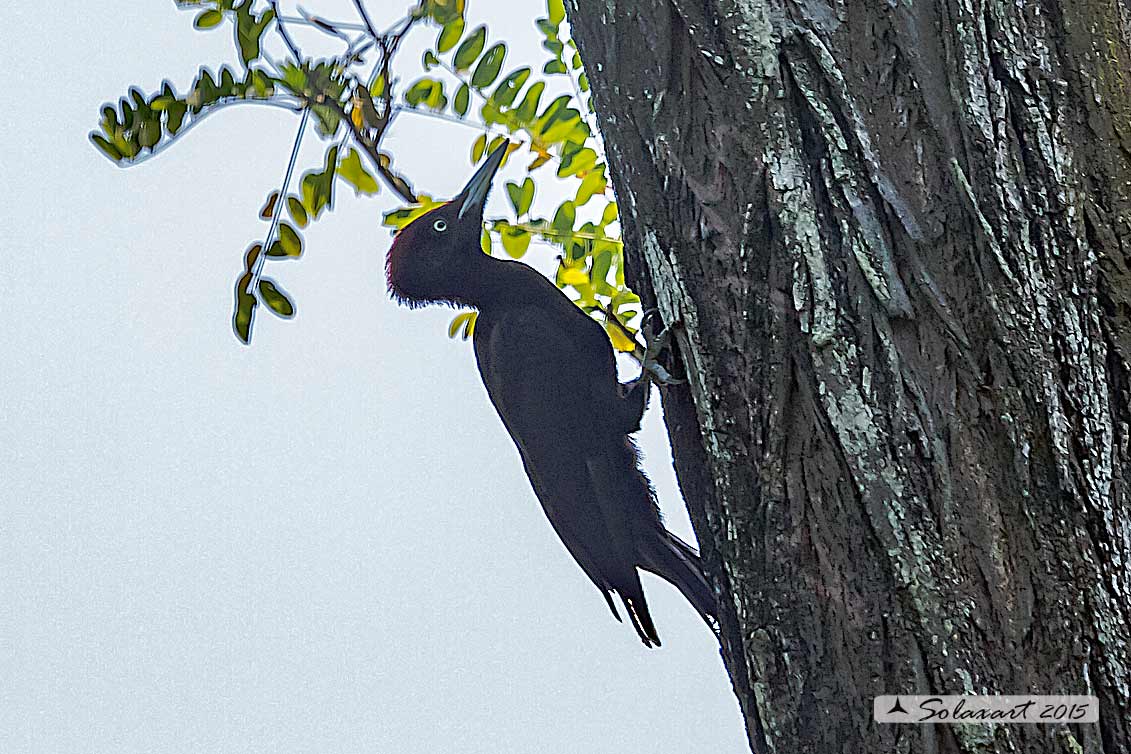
[386,143,716,646]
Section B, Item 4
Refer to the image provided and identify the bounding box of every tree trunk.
[569,0,1131,751]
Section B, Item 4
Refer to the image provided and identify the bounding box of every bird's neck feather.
[396,246,529,311]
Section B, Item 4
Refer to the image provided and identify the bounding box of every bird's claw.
[640,309,685,387]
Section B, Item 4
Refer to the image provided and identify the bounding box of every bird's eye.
[433,219,448,232]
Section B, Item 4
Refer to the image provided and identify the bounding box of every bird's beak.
[457,141,509,220]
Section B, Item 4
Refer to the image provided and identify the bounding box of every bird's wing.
[473,301,619,452]
[473,303,659,644]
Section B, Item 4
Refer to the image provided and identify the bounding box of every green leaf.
[601,201,619,225]
[165,101,187,135]
[471,43,506,88]
[437,16,465,53]
[536,94,571,128]
[453,25,486,71]
[287,196,309,228]
[405,78,446,110]
[489,67,531,109]
[552,201,576,238]
[194,9,224,29]
[543,60,568,75]
[558,146,597,178]
[591,248,613,287]
[233,273,257,344]
[500,225,531,258]
[471,133,487,163]
[300,145,338,219]
[259,278,295,318]
[505,177,535,216]
[337,149,379,195]
[547,0,566,25]
[425,80,448,110]
[419,0,466,25]
[520,178,535,215]
[423,50,441,70]
[90,133,123,161]
[235,2,267,65]
[575,166,607,205]
[514,82,545,123]
[505,182,523,216]
[454,83,470,117]
[137,119,160,149]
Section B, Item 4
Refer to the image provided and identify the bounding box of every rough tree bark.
[568,0,1131,752]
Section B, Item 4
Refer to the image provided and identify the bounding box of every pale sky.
[0,2,746,752]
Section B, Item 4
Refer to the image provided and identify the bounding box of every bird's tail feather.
[619,572,661,648]
[639,531,717,627]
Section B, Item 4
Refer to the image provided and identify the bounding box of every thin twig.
[319,93,417,202]
[277,15,370,32]
[247,109,311,295]
[350,0,380,39]
[295,6,353,45]
[488,219,622,246]
[268,1,303,60]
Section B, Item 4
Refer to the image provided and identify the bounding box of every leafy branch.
[92,0,641,351]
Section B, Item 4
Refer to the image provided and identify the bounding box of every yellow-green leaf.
[601,202,619,225]
[90,133,123,161]
[500,225,531,258]
[605,320,638,352]
[382,195,446,230]
[551,201,576,237]
[267,223,302,257]
[259,278,295,318]
[437,17,465,53]
[471,133,487,163]
[337,148,379,195]
[547,0,566,25]
[194,9,224,29]
[559,266,588,286]
[453,25,486,71]
[448,311,477,340]
[233,272,257,344]
[575,168,607,206]
[287,196,309,228]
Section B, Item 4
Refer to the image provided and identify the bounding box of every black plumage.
[386,144,715,646]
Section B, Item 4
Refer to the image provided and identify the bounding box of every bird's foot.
[640,309,685,387]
